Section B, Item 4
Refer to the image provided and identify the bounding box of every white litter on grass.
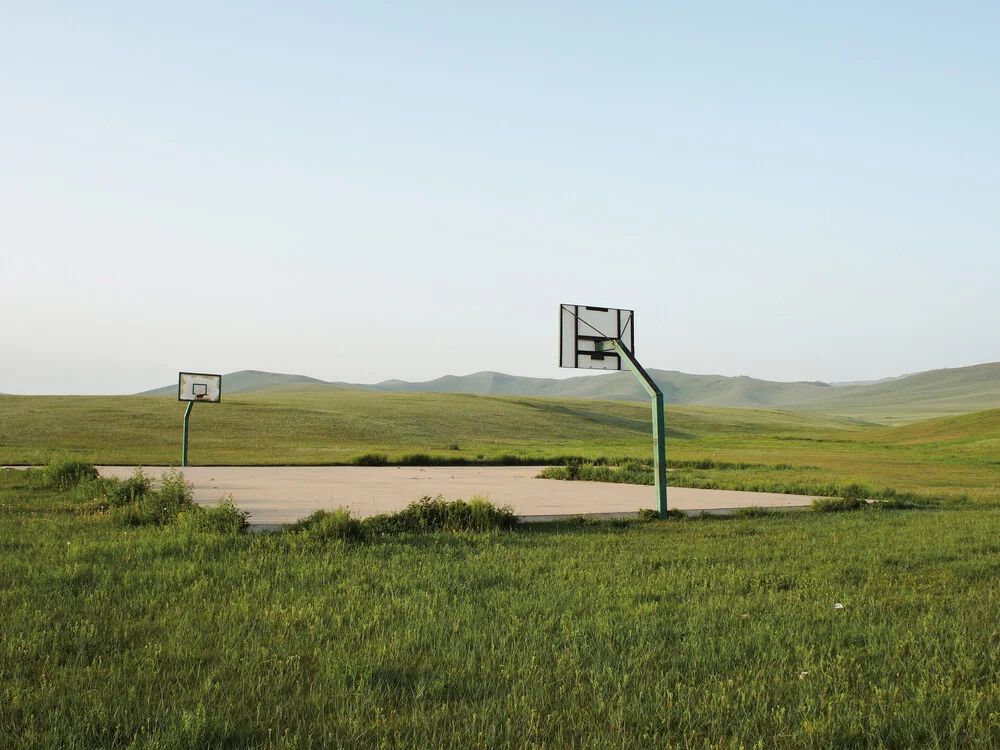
[834,603,845,610]
[799,671,809,680]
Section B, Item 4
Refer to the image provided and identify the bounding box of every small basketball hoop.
[177,372,223,467]
[178,373,222,403]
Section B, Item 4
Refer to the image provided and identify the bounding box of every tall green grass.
[4,467,1000,746]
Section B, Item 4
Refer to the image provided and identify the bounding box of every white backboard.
[560,304,634,370]
[178,372,222,403]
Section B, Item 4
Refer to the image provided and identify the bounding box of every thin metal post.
[599,339,669,518]
[182,401,193,467]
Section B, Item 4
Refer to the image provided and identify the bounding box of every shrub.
[44,458,98,490]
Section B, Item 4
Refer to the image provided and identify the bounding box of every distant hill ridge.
[137,362,1000,421]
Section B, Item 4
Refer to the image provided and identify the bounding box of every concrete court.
[97,466,818,526]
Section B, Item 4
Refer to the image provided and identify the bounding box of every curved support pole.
[598,339,668,518]
[182,401,194,467]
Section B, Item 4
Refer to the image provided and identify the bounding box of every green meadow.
[3,391,1000,504]
[4,388,1000,747]
[4,466,1000,748]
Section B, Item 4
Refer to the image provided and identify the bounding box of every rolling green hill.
[137,362,1000,422]
[139,370,341,396]
[792,362,1000,422]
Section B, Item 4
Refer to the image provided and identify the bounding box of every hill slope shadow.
[511,399,694,439]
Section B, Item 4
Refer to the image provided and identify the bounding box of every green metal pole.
[182,401,193,467]
[651,390,667,518]
[599,339,668,518]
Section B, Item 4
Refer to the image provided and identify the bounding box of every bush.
[44,458,98,490]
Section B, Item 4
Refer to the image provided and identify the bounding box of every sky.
[2,2,998,394]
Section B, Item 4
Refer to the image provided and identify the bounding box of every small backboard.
[178,372,222,403]
[560,304,634,370]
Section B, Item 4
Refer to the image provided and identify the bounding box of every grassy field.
[5,466,1000,748]
[3,391,1000,504]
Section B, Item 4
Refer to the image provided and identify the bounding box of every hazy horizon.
[4,3,998,395]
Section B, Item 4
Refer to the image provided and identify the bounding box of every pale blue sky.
[2,2,998,394]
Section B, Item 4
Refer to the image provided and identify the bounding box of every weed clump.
[871,497,923,511]
[288,508,363,542]
[44,458,98,490]
[537,461,653,485]
[105,469,153,507]
[113,469,196,526]
[37,463,250,532]
[286,496,519,542]
[732,505,773,518]
[812,496,868,513]
[366,495,519,535]
[354,453,389,466]
[177,494,250,533]
[637,507,686,522]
